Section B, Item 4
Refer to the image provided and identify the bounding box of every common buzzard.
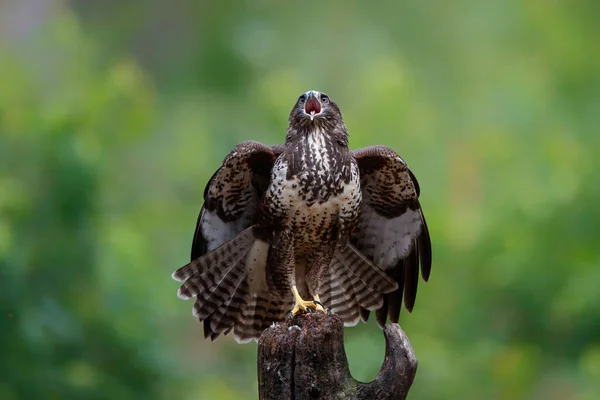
[172,90,432,343]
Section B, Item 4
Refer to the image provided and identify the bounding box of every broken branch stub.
[257,312,418,400]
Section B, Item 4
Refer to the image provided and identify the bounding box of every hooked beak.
[304,92,322,121]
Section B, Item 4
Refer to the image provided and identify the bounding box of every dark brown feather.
[359,308,371,322]
[402,240,419,313]
[183,142,283,341]
[352,145,432,325]
[418,212,432,282]
[385,262,406,324]
[190,141,280,262]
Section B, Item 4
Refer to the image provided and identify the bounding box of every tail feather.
[323,260,360,326]
[173,228,264,341]
[208,265,249,336]
[178,265,238,300]
[351,274,382,310]
[173,227,255,283]
[188,251,249,321]
[324,244,398,326]
[321,268,350,314]
[173,227,401,342]
[345,244,398,295]
[233,290,258,343]
[233,293,291,343]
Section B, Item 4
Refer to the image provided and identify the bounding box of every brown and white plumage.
[351,146,432,326]
[174,141,289,343]
[173,91,431,342]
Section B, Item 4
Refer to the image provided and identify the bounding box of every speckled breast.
[265,132,362,252]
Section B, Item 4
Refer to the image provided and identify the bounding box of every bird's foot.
[291,299,324,316]
[313,296,329,314]
[290,286,326,316]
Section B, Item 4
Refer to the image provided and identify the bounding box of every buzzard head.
[288,90,344,130]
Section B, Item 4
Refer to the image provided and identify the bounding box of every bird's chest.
[265,134,361,247]
[286,132,350,204]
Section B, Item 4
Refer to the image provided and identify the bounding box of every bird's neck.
[285,127,351,179]
[285,123,349,148]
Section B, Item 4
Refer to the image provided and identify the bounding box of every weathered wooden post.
[258,312,418,399]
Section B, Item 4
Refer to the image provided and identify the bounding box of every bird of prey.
[172,90,432,343]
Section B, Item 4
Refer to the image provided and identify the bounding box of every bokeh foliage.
[1,1,598,399]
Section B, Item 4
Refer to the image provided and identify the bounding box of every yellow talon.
[291,286,325,315]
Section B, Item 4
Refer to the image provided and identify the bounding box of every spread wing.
[190,141,283,261]
[351,145,432,327]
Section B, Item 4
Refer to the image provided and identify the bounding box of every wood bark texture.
[257,312,418,399]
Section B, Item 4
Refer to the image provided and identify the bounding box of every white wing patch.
[201,209,249,251]
[359,206,422,269]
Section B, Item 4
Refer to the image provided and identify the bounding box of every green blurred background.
[1,0,599,399]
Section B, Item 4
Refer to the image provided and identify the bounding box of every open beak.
[304,92,322,121]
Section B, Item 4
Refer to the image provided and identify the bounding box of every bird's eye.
[320,94,329,104]
[298,95,306,104]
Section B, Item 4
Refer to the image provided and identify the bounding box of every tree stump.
[257,312,418,399]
